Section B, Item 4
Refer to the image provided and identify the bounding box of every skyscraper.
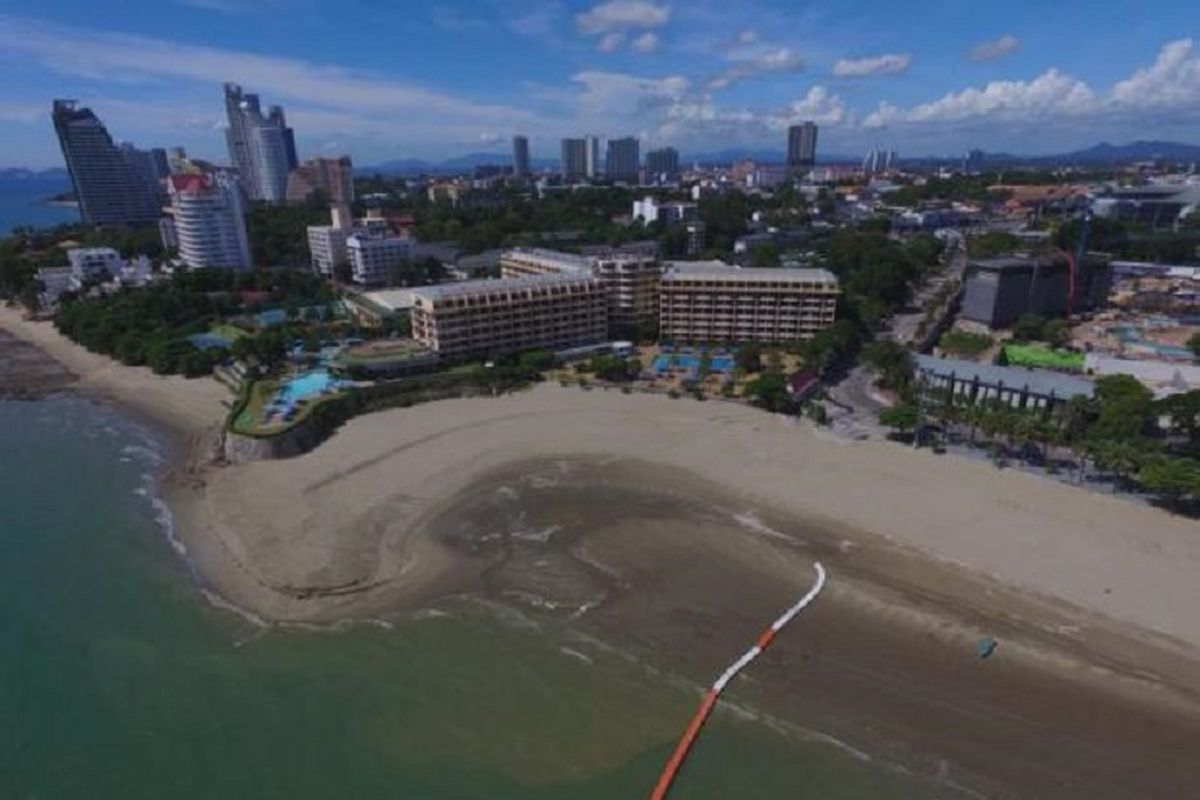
[51,100,162,226]
[584,135,601,179]
[512,135,530,177]
[787,122,818,172]
[223,83,296,203]
[606,137,640,183]
[166,172,252,270]
[645,147,680,181]
[286,156,355,204]
[561,138,587,180]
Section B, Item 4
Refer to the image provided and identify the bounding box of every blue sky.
[2,1,1199,168]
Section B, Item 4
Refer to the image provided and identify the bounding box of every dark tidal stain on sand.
[417,456,1200,800]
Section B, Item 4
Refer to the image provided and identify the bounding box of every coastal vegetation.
[53,268,335,377]
[877,362,1200,511]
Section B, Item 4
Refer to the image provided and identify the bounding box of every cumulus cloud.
[735,29,758,45]
[708,45,804,90]
[576,1,670,35]
[770,86,848,128]
[969,34,1020,63]
[597,32,626,52]
[864,68,1095,127]
[631,32,660,53]
[1111,38,1200,109]
[833,53,911,78]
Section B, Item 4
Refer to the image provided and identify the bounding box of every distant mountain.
[0,167,69,183]
[1057,140,1200,163]
[359,153,558,176]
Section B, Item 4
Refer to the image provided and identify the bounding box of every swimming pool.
[652,354,736,374]
[276,370,342,407]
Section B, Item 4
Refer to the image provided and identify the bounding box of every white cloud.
[576,1,670,35]
[833,53,911,78]
[1111,38,1200,109]
[708,45,804,90]
[597,32,626,52]
[735,29,758,46]
[968,34,1020,63]
[769,86,848,128]
[631,32,660,54]
[0,14,545,136]
[864,68,1096,127]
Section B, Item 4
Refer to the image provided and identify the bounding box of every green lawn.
[1002,344,1084,371]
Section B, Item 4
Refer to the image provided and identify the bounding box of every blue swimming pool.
[652,354,736,374]
[277,370,340,405]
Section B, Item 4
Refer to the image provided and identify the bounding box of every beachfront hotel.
[410,274,608,360]
[499,247,661,334]
[659,261,840,343]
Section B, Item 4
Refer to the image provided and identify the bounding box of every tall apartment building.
[223,83,296,203]
[348,233,413,286]
[787,122,818,172]
[51,100,162,226]
[561,138,587,181]
[410,274,608,360]
[286,156,355,204]
[606,136,640,183]
[585,135,601,179]
[660,262,839,344]
[645,147,680,181]
[166,172,252,270]
[512,135,530,177]
[499,247,659,335]
[632,196,697,225]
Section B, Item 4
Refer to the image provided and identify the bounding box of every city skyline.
[1,3,1199,168]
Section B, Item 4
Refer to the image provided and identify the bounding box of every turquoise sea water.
[0,394,949,799]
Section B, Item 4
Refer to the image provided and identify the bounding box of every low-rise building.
[410,274,607,360]
[67,247,124,282]
[348,233,413,286]
[915,354,1094,410]
[659,262,839,344]
[632,197,698,226]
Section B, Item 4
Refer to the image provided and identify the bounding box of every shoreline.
[3,307,1200,796]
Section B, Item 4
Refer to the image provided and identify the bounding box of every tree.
[746,371,792,413]
[1042,318,1070,349]
[736,344,763,374]
[1012,313,1046,342]
[862,340,914,397]
[1189,333,1200,360]
[879,403,919,437]
[1139,457,1200,508]
[1156,390,1200,450]
[1089,374,1155,442]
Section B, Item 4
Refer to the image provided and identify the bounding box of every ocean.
[0,178,80,235]
[0,394,947,798]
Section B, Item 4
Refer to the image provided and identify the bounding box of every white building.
[307,204,364,277]
[67,247,124,282]
[166,172,252,271]
[632,196,698,226]
[348,233,413,286]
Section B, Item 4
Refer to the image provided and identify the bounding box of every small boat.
[976,636,998,660]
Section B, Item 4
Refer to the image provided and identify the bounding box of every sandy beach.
[4,307,1200,797]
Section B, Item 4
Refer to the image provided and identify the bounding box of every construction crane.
[1063,208,1093,319]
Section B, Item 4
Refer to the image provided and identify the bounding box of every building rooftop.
[663,261,838,285]
[501,247,592,272]
[915,355,1094,399]
[410,273,598,301]
[360,289,417,312]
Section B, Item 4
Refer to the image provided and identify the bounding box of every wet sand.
[421,457,1200,799]
[4,309,1200,797]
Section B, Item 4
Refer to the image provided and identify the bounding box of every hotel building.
[659,262,839,343]
[410,274,607,360]
[166,172,252,271]
[348,233,413,286]
[499,247,661,334]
